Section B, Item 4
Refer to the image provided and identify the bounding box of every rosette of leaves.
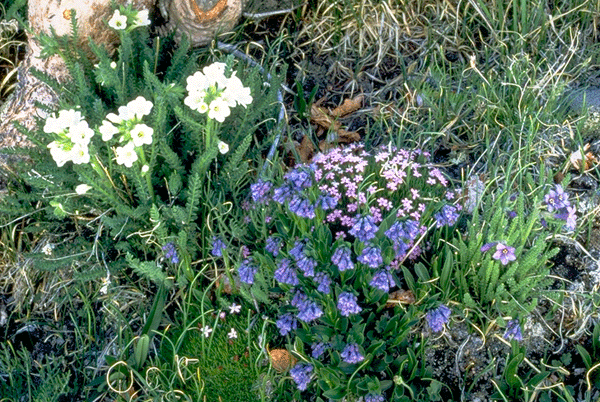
[453,182,563,316]
[235,143,461,400]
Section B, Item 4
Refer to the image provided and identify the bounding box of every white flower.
[201,325,213,338]
[41,243,54,256]
[71,143,90,165]
[99,120,119,141]
[228,303,241,314]
[132,9,151,27]
[130,124,153,147]
[227,328,238,339]
[68,121,95,145]
[115,142,138,167]
[202,62,228,88]
[106,112,123,125]
[57,109,84,128]
[126,96,153,119]
[208,98,230,123]
[217,141,229,154]
[223,75,252,107]
[184,91,209,113]
[43,116,63,134]
[47,141,71,167]
[186,71,209,92]
[108,9,127,30]
[99,275,111,295]
[141,165,150,174]
[75,184,92,195]
[110,61,117,69]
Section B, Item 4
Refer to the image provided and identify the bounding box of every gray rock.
[562,87,600,113]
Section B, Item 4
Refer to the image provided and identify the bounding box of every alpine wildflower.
[426,304,451,333]
[492,243,516,266]
[340,343,364,364]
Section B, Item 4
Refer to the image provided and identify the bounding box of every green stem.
[137,147,155,202]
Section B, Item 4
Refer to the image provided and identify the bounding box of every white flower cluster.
[45,110,95,167]
[100,96,154,167]
[45,97,154,169]
[108,8,150,31]
[184,62,253,123]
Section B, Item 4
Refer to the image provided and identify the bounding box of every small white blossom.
[47,142,71,167]
[217,141,229,154]
[201,325,213,338]
[115,142,138,167]
[99,276,111,295]
[130,124,153,147]
[228,303,241,314]
[71,143,90,165]
[106,112,123,125]
[99,120,119,141]
[208,98,230,123]
[110,61,117,69]
[186,71,209,92]
[141,165,150,174]
[108,9,127,30]
[75,184,92,195]
[184,91,208,113]
[227,328,238,339]
[68,121,95,145]
[132,9,151,27]
[202,62,228,88]
[126,96,153,119]
[41,243,54,256]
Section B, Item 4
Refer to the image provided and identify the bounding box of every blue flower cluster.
[210,236,226,257]
[162,242,179,264]
[341,343,364,364]
[290,363,313,391]
[426,304,452,333]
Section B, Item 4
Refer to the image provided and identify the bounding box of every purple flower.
[276,313,297,336]
[162,242,179,264]
[289,240,306,261]
[265,236,282,256]
[319,194,338,210]
[504,319,523,341]
[403,219,421,242]
[492,243,516,265]
[434,204,460,228]
[507,210,517,219]
[210,236,226,257]
[358,245,383,268]
[286,168,313,190]
[290,363,313,391]
[296,299,323,323]
[311,342,329,359]
[392,239,409,258]
[480,242,497,253]
[555,205,577,230]
[272,184,294,204]
[297,255,317,277]
[250,180,272,204]
[331,246,354,271]
[426,304,451,332]
[313,272,331,294]
[341,343,364,364]
[369,269,395,292]
[544,185,570,212]
[337,292,362,316]
[274,258,299,286]
[349,215,379,242]
[291,290,308,308]
[289,195,316,219]
[385,221,406,242]
[365,394,386,402]
[238,258,258,284]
